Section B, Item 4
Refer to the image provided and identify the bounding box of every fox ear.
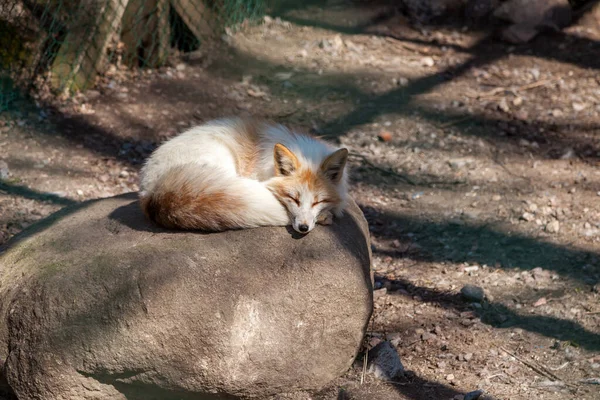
[321,148,348,183]
[273,143,299,176]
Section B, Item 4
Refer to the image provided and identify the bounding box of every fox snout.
[292,218,315,234]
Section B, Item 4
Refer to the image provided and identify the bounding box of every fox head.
[267,143,348,234]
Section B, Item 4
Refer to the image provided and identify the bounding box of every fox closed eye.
[286,193,300,206]
[312,199,329,207]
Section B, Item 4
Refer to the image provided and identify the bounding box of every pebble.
[580,377,600,385]
[521,212,535,222]
[512,96,523,107]
[460,285,485,303]
[464,389,485,400]
[421,56,435,67]
[533,297,547,307]
[498,98,510,112]
[0,160,10,179]
[545,220,560,233]
[448,158,473,170]
[367,341,405,380]
[561,148,576,159]
[378,131,392,142]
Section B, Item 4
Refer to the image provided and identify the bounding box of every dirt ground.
[1,1,600,399]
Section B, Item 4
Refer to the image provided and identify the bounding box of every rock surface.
[493,0,572,43]
[0,193,373,400]
[367,341,404,381]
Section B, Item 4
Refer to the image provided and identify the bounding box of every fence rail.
[0,0,264,110]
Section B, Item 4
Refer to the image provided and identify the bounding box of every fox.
[138,117,349,234]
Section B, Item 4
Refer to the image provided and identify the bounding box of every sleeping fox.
[139,117,349,234]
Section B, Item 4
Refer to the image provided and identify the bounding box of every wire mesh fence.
[0,0,265,111]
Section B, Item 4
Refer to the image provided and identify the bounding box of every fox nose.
[298,224,309,233]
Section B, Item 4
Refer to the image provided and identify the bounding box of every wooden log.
[121,0,170,68]
[170,0,216,42]
[49,0,131,93]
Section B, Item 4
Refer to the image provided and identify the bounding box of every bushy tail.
[140,164,289,231]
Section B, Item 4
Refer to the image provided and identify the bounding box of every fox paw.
[317,211,334,226]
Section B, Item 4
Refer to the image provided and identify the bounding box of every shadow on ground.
[374,273,600,351]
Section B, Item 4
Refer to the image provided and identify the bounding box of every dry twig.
[500,346,575,388]
[465,78,556,99]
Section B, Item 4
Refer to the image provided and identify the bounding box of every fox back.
[139,117,349,233]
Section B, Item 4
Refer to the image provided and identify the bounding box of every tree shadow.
[375,274,600,351]
[0,180,77,206]
[335,370,486,400]
[362,205,599,285]
[197,46,600,162]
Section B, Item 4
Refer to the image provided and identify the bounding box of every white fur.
[139,117,348,231]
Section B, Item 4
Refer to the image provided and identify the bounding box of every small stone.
[463,352,473,361]
[551,109,564,117]
[373,288,387,299]
[378,131,392,142]
[367,341,405,381]
[512,96,523,107]
[464,389,485,400]
[387,332,402,347]
[533,297,547,307]
[560,147,575,160]
[176,63,186,71]
[0,160,10,179]
[572,102,587,112]
[521,212,535,222]
[492,195,502,201]
[580,377,600,385]
[448,158,473,170]
[76,189,84,196]
[421,332,435,341]
[119,170,130,178]
[498,98,510,112]
[421,56,435,67]
[518,138,530,147]
[446,373,455,381]
[546,220,560,233]
[460,285,485,302]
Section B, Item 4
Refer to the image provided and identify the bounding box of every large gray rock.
[0,193,372,399]
[493,0,572,43]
